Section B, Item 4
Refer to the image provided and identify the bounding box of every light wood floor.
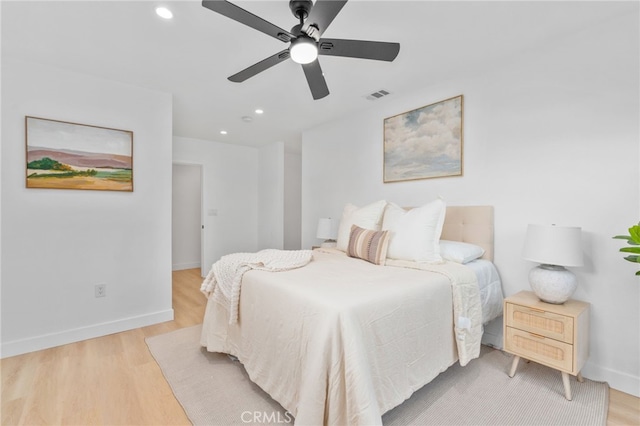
[2,268,639,425]
[1,268,204,425]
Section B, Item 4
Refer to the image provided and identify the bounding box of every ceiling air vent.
[365,89,391,101]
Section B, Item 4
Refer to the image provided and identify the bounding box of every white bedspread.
[200,249,483,425]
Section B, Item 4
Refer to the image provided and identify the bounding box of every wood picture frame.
[26,116,133,191]
[383,95,463,183]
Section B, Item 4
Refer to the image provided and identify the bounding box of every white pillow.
[440,240,485,264]
[382,199,446,263]
[336,200,387,252]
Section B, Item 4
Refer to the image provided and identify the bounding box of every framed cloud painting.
[26,116,133,191]
[383,95,463,183]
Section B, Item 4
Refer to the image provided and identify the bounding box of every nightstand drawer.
[505,327,574,373]
[506,303,574,344]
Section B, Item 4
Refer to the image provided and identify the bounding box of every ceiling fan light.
[290,37,318,64]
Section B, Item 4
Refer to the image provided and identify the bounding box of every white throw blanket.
[200,249,313,324]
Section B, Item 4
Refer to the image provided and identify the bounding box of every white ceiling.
[2,1,633,152]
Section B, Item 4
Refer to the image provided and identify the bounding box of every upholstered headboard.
[442,206,494,261]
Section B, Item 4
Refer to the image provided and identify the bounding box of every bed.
[200,205,503,425]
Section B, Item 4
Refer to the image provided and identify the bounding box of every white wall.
[173,136,259,271]
[1,58,173,357]
[172,163,202,271]
[258,142,285,250]
[284,151,302,250]
[301,12,639,396]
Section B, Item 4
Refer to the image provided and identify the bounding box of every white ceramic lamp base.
[320,239,337,248]
[529,264,577,304]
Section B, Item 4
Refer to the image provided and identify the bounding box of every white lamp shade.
[316,218,336,240]
[523,224,584,267]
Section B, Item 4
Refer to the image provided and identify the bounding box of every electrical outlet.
[95,284,106,298]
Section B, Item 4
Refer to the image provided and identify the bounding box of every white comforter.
[200,249,482,425]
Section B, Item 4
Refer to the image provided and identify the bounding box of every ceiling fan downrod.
[289,0,312,23]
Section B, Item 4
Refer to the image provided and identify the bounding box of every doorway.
[172,163,203,276]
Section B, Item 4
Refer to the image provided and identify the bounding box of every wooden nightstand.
[503,290,590,400]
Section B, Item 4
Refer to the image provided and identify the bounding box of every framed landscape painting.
[26,116,133,191]
[383,95,463,183]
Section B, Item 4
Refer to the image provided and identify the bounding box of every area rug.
[146,325,609,426]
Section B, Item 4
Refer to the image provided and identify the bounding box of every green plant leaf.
[613,234,639,245]
[613,235,632,240]
[614,224,640,276]
[620,247,640,254]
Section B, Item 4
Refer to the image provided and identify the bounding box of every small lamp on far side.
[316,218,337,248]
[522,224,584,304]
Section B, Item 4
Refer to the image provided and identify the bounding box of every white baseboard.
[582,361,640,397]
[172,262,201,271]
[0,309,174,359]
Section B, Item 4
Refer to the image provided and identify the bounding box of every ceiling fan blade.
[302,0,348,37]
[302,61,329,100]
[318,38,400,62]
[228,50,290,83]
[202,0,294,42]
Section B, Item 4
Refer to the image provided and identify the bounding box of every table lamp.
[316,218,337,248]
[522,224,584,304]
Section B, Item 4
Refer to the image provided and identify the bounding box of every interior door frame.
[171,161,205,277]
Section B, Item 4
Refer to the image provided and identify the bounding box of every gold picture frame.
[26,116,133,191]
[383,95,463,183]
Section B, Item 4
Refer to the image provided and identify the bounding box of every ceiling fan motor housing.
[289,0,313,20]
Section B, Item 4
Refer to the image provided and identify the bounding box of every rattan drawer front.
[505,327,574,373]
[506,303,574,343]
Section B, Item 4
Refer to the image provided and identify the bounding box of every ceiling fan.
[202,0,400,100]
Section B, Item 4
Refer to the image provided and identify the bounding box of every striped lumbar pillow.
[347,225,390,265]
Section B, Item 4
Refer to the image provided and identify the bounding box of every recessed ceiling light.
[220,130,228,135]
[255,109,264,114]
[155,7,173,19]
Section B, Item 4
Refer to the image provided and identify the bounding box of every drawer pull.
[528,332,546,339]
[524,307,546,314]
